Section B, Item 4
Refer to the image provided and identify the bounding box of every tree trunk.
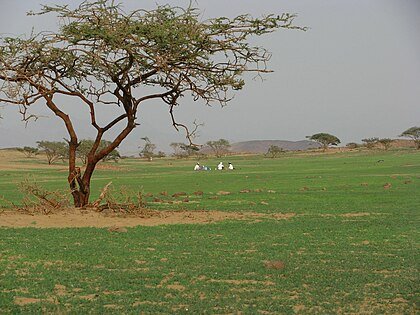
[69,161,96,207]
[71,189,90,208]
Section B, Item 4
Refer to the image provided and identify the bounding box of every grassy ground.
[0,149,419,313]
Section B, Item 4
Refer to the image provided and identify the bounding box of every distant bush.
[265,145,285,158]
[346,142,359,149]
[17,146,39,158]
[378,138,393,150]
[361,138,379,149]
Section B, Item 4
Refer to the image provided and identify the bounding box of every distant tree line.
[17,140,121,165]
[16,126,420,165]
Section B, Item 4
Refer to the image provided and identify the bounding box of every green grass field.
[0,149,419,313]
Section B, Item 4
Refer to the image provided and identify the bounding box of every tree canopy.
[307,133,340,151]
[400,127,420,149]
[17,146,39,158]
[265,145,285,158]
[206,139,231,157]
[77,139,120,164]
[37,141,68,164]
[139,137,156,161]
[361,137,379,149]
[0,1,305,206]
[378,138,393,150]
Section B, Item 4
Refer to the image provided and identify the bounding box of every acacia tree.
[362,137,379,149]
[37,141,68,164]
[265,145,284,158]
[17,146,39,158]
[400,127,420,149]
[78,139,120,164]
[206,139,231,157]
[307,133,340,151]
[0,1,305,207]
[378,138,393,150]
[139,137,156,161]
[170,142,199,158]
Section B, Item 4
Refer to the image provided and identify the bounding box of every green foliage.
[139,137,156,161]
[1,1,305,108]
[306,133,340,151]
[265,145,285,158]
[362,137,379,149]
[77,139,120,164]
[170,142,200,158]
[400,126,420,149]
[36,141,68,165]
[378,138,393,150]
[206,139,231,157]
[17,146,39,158]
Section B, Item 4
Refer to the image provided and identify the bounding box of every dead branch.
[91,181,112,208]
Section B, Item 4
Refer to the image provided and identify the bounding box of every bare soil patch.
[0,209,295,228]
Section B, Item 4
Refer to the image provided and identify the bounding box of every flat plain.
[0,149,418,313]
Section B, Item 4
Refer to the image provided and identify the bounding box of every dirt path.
[0,209,295,228]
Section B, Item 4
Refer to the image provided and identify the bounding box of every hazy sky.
[0,0,419,155]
